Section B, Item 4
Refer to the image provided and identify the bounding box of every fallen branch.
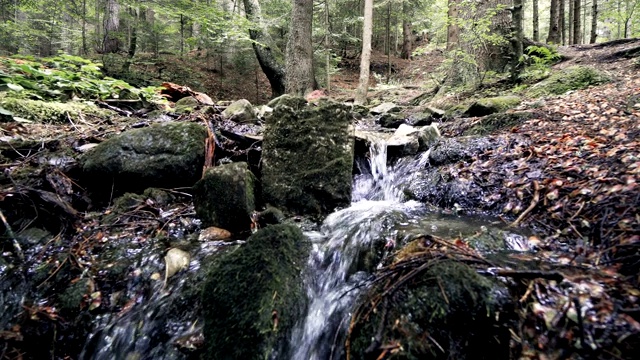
[510,180,539,228]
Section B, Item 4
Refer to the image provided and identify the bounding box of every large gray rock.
[193,162,256,233]
[463,96,521,117]
[81,122,206,196]
[222,99,257,124]
[262,97,354,216]
[202,224,310,360]
[370,102,400,115]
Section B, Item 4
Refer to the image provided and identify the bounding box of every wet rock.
[81,122,206,197]
[428,136,495,166]
[526,65,610,97]
[463,96,521,117]
[377,113,405,128]
[202,224,310,360]
[222,99,257,124]
[255,105,273,121]
[387,124,420,155]
[370,102,400,115]
[193,162,256,233]
[418,124,441,150]
[262,98,354,217]
[348,261,510,360]
[406,111,434,126]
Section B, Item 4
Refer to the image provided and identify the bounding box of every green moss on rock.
[193,162,256,233]
[526,65,610,97]
[262,98,354,216]
[201,224,310,360]
[81,122,206,196]
[0,96,110,123]
[464,96,522,117]
[349,261,509,360]
[463,111,533,135]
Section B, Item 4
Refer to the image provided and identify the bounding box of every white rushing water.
[291,140,426,360]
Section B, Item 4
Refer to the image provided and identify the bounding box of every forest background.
[0,0,639,103]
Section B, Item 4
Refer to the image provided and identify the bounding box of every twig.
[0,209,24,263]
[510,180,540,227]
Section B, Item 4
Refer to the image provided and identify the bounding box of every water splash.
[291,141,426,359]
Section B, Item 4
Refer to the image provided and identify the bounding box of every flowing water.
[73,140,517,360]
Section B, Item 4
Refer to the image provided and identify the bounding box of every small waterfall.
[291,141,425,359]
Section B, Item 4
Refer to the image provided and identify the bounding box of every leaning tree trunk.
[355,0,373,105]
[286,0,315,96]
[242,0,286,97]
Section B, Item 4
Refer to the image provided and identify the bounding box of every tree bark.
[573,0,581,44]
[590,0,597,43]
[103,0,121,53]
[355,0,373,105]
[559,0,566,45]
[511,0,524,82]
[242,0,286,97]
[532,0,539,42]
[401,1,413,59]
[286,0,315,96]
[547,0,561,44]
[446,0,459,50]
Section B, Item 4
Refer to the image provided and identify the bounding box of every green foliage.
[523,45,561,66]
[0,54,165,104]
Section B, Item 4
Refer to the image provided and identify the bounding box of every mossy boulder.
[526,65,610,97]
[463,96,522,117]
[463,112,534,135]
[222,99,257,124]
[201,224,310,360]
[377,113,406,128]
[174,96,199,114]
[193,162,256,233]
[0,96,110,123]
[81,122,206,197]
[349,261,509,360]
[262,98,354,216]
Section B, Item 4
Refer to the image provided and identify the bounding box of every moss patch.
[463,112,533,135]
[464,96,522,117]
[201,224,310,360]
[526,65,610,98]
[349,261,509,360]
[0,96,111,123]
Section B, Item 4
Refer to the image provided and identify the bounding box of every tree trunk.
[573,0,581,44]
[355,0,373,105]
[569,0,574,43]
[286,0,315,96]
[242,0,286,97]
[325,0,330,91]
[590,0,597,43]
[532,0,539,42]
[446,0,459,50]
[401,1,413,59]
[511,0,524,82]
[103,0,120,53]
[559,0,566,45]
[547,0,561,44]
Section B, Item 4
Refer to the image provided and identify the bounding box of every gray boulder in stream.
[193,161,257,233]
[81,122,206,196]
[202,224,310,360]
[262,97,354,216]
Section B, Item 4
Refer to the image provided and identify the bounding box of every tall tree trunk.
[590,0,597,43]
[324,0,330,91]
[547,0,561,44]
[569,0,574,43]
[400,1,413,59]
[560,0,566,45]
[446,0,459,50]
[511,0,524,82]
[573,0,581,44]
[103,0,120,53]
[81,0,88,55]
[532,0,539,41]
[285,0,315,96]
[242,0,286,97]
[355,0,373,105]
